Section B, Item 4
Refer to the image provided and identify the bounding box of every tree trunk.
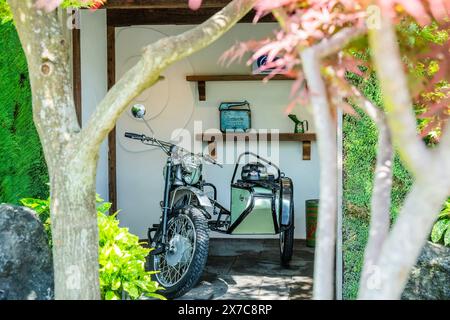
[50,154,99,300]
[356,99,393,294]
[299,26,367,300]
[301,49,337,300]
[8,0,257,300]
[360,10,450,299]
[359,177,449,299]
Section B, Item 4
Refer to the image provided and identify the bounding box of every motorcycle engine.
[241,162,269,181]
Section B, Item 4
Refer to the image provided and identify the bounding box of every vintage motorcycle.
[124,105,295,298]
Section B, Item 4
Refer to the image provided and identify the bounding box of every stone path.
[178,239,314,300]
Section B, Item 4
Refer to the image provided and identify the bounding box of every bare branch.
[299,25,367,300]
[353,96,393,294]
[81,0,257,154]
[368,13,431,176]
[358,177,449,299]
[361,10,450,300]
[434,122,450,180]
[315,26,367,58]
[301,47,337,300]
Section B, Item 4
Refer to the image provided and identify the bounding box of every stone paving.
[178,239,314,300]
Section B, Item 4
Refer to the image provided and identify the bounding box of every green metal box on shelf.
[306,199,319,247]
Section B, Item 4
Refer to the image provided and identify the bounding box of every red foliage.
[220,0,449,137]
[188,0,203,11]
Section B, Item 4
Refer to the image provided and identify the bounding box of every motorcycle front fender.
[170,186,213,210]
[279,177,294,230]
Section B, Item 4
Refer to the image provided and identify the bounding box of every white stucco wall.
[80,9,109,199]
[80,10,320,240]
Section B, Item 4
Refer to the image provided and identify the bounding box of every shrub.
[0,22,48,204]
[430,198,450,247]
[21,195,165,300]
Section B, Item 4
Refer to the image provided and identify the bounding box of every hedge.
[0,22,49,204]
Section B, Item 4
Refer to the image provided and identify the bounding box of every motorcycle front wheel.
[149,205,209,299]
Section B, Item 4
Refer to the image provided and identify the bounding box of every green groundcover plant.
[431,198,450,246]
[21,195,166,300]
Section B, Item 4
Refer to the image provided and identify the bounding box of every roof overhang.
[99,0,275,26]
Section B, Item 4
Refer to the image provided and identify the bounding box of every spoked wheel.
[150,205,209,299]
[280,208,294,267]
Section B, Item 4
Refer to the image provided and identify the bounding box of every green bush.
[430,198,450,246]
[0,21,49,204]
[21,195,165,300]
[342,20,450,299]
[342,71,413,299]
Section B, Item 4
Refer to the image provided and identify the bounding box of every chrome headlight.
[181,153,202,185]
[181,153,201,173]
[172,147,202,185]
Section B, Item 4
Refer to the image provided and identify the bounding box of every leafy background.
[0,20,49,204]
[342,75,413,299]
[342,20,450,299]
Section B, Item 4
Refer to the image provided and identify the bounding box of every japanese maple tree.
[221,0,449,299]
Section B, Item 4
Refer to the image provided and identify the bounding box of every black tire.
[280,209,294,267]
[149,205,209,299]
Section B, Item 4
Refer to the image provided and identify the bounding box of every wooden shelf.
[196,132,316,160]
[186,74,294,101]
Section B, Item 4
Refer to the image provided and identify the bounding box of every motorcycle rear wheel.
[149,205,209,299]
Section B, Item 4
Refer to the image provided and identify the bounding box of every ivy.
[431,198,450,246]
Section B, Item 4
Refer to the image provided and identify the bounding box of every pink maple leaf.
[188,0,203,11]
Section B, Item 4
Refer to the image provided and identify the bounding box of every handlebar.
[124,132,222,167]
[124,132,145,140]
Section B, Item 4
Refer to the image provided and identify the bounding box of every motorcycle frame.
[150,151,293,253]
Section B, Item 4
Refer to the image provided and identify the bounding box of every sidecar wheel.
[280,210,294,267]
[149,205,209,299]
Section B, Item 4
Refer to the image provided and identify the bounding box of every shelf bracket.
[302,141,311,160]
[207,137,217,159]
[198,81,206,101]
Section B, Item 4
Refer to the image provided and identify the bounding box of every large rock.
[402,241,450,300]
[0,204,54,300]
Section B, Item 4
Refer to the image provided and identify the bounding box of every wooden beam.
[197,132,317,142]
[186,74,293,100]
[186,74,292,81]
[106,8,275,27]
[197,132,316,160]
[107,26,118,214]
[104,0,231,9]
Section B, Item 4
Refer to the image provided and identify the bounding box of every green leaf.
[111,279,121,291]
[18,194,163,300]
[444,225,450,247]
[123,283,140,299]
[105,291,120,300]
[145,292,167,300]
[431,219,449,243]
